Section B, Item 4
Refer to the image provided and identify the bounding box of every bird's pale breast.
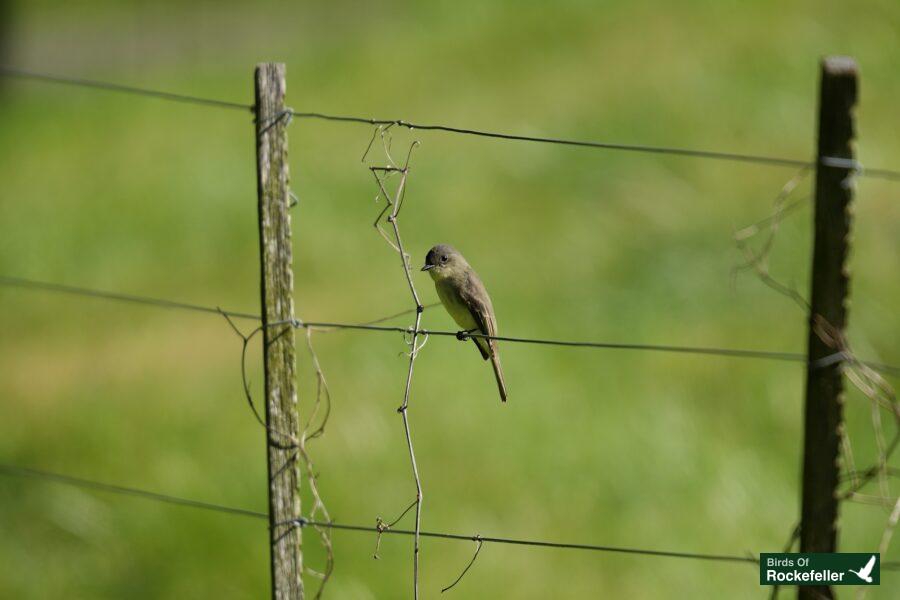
[436,278,478,331]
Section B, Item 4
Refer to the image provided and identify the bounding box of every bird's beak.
[420,264,434,272]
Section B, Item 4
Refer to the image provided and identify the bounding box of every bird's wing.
[862,555,876,576]
[458,271,498,356]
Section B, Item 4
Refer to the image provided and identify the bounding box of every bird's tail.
[490,353,508,402]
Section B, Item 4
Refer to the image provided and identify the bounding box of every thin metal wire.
[2,66,899,180]
[5,462,900,571]
[299,321,811,362]
[290,111,900,182]
[0,462,762,566]
[302,321,900,377]
[0,463,266,519]
[305,520,758,564]
[0,274,260,321]
[0,66,253,112]
[2,274,898,375]
[293,111,810,168]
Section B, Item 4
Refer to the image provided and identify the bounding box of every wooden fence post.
[798,56,857,600]
[255,62,303,600]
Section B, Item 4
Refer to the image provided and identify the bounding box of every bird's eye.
[441,255,448,263]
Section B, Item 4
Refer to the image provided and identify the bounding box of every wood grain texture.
[798,56,857,600]
[255,63,303,600]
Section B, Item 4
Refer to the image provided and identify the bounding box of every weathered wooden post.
[798,56,857,600]
[255,62,303,599]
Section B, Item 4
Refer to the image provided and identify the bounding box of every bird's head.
[421,244,467,280]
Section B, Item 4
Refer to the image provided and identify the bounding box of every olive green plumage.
[421,244,508,402]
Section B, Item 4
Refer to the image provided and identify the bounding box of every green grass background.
[0,0,898,597]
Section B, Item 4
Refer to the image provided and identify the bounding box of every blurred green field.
[1,1,899,598]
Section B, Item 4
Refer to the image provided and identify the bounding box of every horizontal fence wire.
[2,274,898,376]
[2,66,899,181]
[0,463,759,566]
[0,463,266,519]
[0,274,260,321]
[292,110,811,169]
[4,463,899,570]
[301,323,899,377]
[0,66,253,112]
[303,321,810,363]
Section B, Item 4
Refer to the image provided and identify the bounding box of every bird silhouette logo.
[847,555,877,583]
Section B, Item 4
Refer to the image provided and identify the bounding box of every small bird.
[421,244,508,402]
